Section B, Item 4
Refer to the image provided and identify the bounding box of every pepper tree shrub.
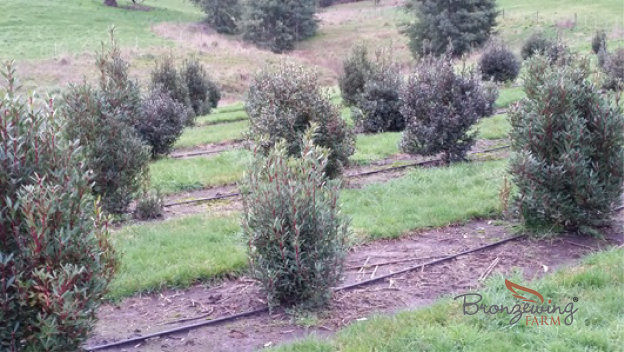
[63,35,150,214]
[190,0,243,34]
[150,56,194,125]
[0,62,116,351]
[136,86,187,157]
[242,0,319,53]
[601,48,624,91]
[246,62,355,178]
[404,0,498,57]
[339,44,373,106]
[241,132,349,308]
[182,58,220,116]
[592,30,607,54]
[400,56,495,163]
[352,61,405,133]
[521,32,554,60]
[509,56,624,232]
[479,41,520,83]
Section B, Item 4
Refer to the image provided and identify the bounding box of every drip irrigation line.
[84,234,524,351]
[163,145,511,208]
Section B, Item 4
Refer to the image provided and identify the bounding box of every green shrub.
[601,48,624,91]
[246,61,355,178]
[339,44,373,106]
[182,58,220,116]
[190,0,243,34]
[136,86,187,157]
[133,189,164,220]
[400,56,495,163]
[0,62,116,352]
[479,41,520,83]
[241,132,349,308]
[405,0,497,57]
[63,34,150,214]
[521,32,554,60]
[352,61,404,133]
[242,0,319,53]
[592,30,607,55]
[510,56,624,232]
[150,56,194,124]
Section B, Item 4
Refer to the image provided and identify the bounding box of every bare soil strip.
[170,140,245,159]
[90,219,623,352]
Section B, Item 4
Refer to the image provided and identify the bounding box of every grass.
[342,160,506,239]
[174,120,248,149]
[0,0,201,59]
[150,150,251,194]
[273,247,624,352]
[496,86,525,109]
[195,103,248,125]
[476,114,511,140]
[108,214,245,299]
[352,132,401,164]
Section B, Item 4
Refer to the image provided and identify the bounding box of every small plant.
[190,0,243,34]
[521,32,554,60]
[601,48,624,91]
[63,32,150,214]
[400,57,495,163]
[241,131,349,308]
[182,57,220,116]
[133,188,164,220]
[592,30,607,55]
[150,55,194,124]
[479,41,521,83]
[0,61,116,352]
[136,86,187,157]
[510,56,624,232]
[246,61,355,178]
[339,44,373,106]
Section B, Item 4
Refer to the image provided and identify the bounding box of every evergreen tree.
[190,0,243,34]
[405,0,498,57]
[242,0,319,53]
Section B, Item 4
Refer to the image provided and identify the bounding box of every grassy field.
[477,114,511,140]
[273,248,624,352]
[174,120,248,149]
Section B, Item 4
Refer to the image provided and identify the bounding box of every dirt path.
[89,218,624,352]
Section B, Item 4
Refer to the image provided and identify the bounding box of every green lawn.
[108,214,245,299]
[195,102,248,126]
[0,0,201,59]
[352,132,401,164]
[476,114,511,140]
[150,150,251,194]
[174,120,248,149]
[496,86,525,109]
[273,247,624,352]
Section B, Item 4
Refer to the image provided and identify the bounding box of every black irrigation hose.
[163,145,511,208]
[84,234,524,351]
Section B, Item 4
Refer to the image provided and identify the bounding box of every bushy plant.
[509,56,624,232]
[601,48,624,91]
[136,86,187,157]
[246,62,355,178]
[479,41,520,83]
[133,189,164,220]
[190,0,243,34]
[592,30,607,55]
[182,58,220,116]
[241,132,349,308]
[521,32,554,60]
[242,0,319,53]
[150,56,194,124]
[352,62,405,133]
[63,34,150,214]
[404,0,498,57]
[400,57,495,163]
[339,44,373,106]
[0,62,116,352]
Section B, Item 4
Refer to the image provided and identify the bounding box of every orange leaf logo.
[505,279,544,304]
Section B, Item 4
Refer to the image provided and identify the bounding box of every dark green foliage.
[339,44,373,106]
[133,189,164,220]
[479,41,520,82]
[246,62,355,178]
[63,35,150,214]
[182,58,220,116]
[242,0,319,53]
[601,48,624,91]
[400,57,495,163]
[150,56,194,124]
[405,0,498,57]
[241,133,349,308]
[318,0,335,7]
[592,30,607,55]
[190,0,243,34]
[352,61,404,133]
[521,32,554,60]
[136,86,187,157]
[509,56,624,232]
[0,62,116,352]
